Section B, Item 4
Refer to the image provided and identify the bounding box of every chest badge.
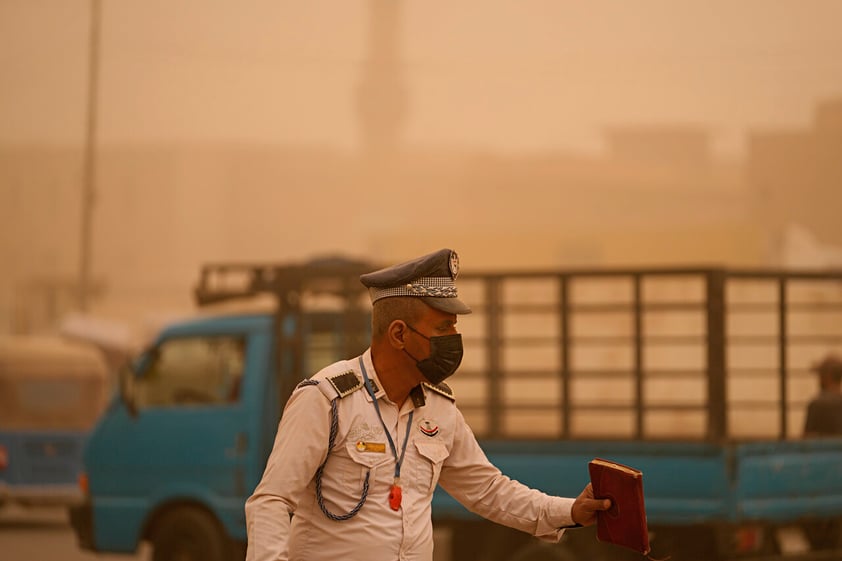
[418,419,439,437]
[356,441,386,453]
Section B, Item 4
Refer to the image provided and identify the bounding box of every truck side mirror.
[118,361,139,419]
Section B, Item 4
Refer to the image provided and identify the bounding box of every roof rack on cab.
[194,256,378,307]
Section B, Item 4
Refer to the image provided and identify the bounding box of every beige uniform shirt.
[245,349,576,561]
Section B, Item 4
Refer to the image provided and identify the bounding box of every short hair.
[372,297,426,338]
[815,354,842,383]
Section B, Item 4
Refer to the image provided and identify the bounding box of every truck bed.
[432,438,842,526]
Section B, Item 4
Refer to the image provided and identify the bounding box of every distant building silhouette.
[355,0,407,158]
[605,126,712,176]
[749,97,842,250]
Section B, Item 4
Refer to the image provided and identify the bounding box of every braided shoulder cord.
[314,397,370,521]
[297,379,319,388]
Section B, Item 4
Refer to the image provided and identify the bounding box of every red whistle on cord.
[389,484,402,511]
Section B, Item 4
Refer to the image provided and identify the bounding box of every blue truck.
[0,336,109,509]
[71,259,842,560]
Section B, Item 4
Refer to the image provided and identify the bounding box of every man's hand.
[571,483,612,526]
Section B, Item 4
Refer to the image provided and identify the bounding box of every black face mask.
[403,324,464,385]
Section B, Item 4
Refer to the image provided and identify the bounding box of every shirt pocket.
[343,440,391,488]
[413,440,449,494]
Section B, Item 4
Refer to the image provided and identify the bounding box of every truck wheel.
[150,506,230,561]
[803,519,841,550]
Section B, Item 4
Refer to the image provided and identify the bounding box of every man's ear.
[387,320,407,349]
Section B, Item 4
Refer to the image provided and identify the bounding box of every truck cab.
[71,258,372,561]
[0,336,108,508]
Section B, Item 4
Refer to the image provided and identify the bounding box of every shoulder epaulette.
[423,381,455,401]
[322,370,363,399]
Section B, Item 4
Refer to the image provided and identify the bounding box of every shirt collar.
[360,348,384,402]
[360,348,427,408]
[410,384,427,408]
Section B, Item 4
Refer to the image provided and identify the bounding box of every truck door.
[90,332,259,551]
[136,332,252,485]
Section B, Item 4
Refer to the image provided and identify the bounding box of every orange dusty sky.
[1,1,842,157]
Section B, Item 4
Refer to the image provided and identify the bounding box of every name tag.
[355,441,386,453]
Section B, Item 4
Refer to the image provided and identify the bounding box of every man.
[801,354,842,550]
[803,354,842,437]
[245,248,610,561]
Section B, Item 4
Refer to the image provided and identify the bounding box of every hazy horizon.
[3,1,842,333]
[3,1,842,158]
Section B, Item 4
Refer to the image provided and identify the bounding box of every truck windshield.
[0,378,105,430]
[0,338,108,430]
[133,335,246,408]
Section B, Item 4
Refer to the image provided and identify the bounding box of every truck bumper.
[0,482,83,507]
[69,501,95,551]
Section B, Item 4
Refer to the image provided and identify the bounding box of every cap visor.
[422,296,472,315]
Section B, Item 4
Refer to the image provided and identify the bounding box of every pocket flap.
[414,440,449,464]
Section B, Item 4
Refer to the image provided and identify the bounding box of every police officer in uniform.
[245,248,611,561]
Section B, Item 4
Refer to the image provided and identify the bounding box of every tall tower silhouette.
[355,0,407,157]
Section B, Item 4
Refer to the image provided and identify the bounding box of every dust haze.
[2,0,842,334]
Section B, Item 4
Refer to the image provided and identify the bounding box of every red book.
[588,458,650,555]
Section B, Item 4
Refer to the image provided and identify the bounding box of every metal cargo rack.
[195,260,842,441]
[194,256,377,406]
[455,267,842,441]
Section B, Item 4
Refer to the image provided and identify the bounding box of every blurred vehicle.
[0,336,109,508]
[71,260,842,561]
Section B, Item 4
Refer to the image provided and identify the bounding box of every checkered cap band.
[369,276,458,302]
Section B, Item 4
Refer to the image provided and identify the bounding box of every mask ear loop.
[401,323,427,364]
[404,323,430,341]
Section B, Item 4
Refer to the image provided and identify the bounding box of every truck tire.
[803,518,841,551]
[150,506,231,561]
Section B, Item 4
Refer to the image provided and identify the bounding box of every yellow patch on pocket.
[355,441,386,453]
